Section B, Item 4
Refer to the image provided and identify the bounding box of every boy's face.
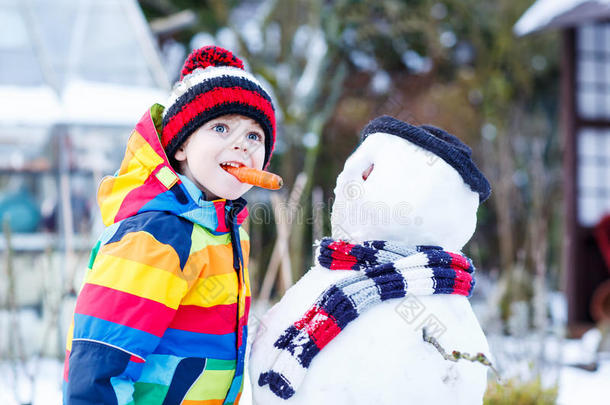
[174,114,266,201]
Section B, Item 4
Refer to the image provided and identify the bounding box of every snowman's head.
[330,116,490,251]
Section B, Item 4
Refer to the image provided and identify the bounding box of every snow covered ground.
[0,357,63,405]
[485,329,610,405]
[557,358,610,405]
[1,336,608,404]
[0,357,255,405]
[1,301,608,405]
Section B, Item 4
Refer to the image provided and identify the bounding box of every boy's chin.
[213,185,252,201]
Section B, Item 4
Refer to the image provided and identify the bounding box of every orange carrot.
[224,166,283,190]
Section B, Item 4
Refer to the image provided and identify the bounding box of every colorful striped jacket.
[63,104,251,405]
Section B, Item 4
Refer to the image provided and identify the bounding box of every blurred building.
[0,0,169,251]
[516,0,610,333]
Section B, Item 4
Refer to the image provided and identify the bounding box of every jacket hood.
[97,104,248,233]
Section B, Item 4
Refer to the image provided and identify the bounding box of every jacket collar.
[97,104,248,233]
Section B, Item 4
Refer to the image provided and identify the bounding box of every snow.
[402,50,432,74]
[61,80,166,126]
[216,27,240,55]
[558,356,610,405]
[483,332,610,405]
[294,28,327,101]
[251,275,489,404]
[247,129,610,403]
[292,25,313,57]
[249,131,487,403]
[0,358,63,405]
[514,0,610,36]
[349,50,378,71]
[0,80,166,128]
[240,20,264,54]
[329,133,478,250]
[369,70,391,95]
[1,337,609,404]
[0,86,62,126]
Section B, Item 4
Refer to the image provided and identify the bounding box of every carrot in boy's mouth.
[221,165,283,190]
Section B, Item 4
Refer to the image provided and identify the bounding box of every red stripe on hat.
[162,87,275,148]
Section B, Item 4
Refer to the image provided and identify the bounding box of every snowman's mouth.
[362,163,374,181]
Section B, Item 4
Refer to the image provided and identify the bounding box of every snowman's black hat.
[360,115,491,202]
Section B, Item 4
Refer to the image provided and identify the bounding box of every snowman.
[249,116,492,404]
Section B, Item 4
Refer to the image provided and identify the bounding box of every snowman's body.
[250,126,491,405]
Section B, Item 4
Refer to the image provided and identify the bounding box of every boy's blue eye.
[247,132,262,142]
[213,124,227,133]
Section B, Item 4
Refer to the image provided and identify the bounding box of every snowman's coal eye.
[362,163,374,181]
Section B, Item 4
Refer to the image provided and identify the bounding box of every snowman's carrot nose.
[223,166,283,190]
[362,163,374,181]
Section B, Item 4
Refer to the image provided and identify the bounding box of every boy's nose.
[232,137,247,152]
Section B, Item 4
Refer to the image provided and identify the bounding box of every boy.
[63,46,276,405]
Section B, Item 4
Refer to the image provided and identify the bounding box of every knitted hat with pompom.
[161,46,276,168]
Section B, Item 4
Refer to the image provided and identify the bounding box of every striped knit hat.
[361,116,491,202]
[161,46,276,168]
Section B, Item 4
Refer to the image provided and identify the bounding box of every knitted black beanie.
[360,115,491,202]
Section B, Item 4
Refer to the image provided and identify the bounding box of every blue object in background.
[0,189,41,233]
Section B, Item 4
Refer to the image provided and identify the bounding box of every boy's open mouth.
[220,160,246,180]
[220,161,246,172]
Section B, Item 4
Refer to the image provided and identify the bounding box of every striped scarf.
[258,238,476,399]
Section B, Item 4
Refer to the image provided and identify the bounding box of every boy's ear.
[173,142,188,162]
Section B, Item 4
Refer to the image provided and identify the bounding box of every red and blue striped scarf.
[258,238,476,399]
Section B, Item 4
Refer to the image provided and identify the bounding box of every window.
[576,23,610,119]
[578,128,610,226]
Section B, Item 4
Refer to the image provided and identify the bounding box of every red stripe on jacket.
[75,283,176,337]
[168,296,251,335]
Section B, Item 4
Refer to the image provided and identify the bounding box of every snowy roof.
[0,86,62,126]
[0,0,169,126]
[0,81,167,127]
[61,80,166,126]
[515,0,610,36]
